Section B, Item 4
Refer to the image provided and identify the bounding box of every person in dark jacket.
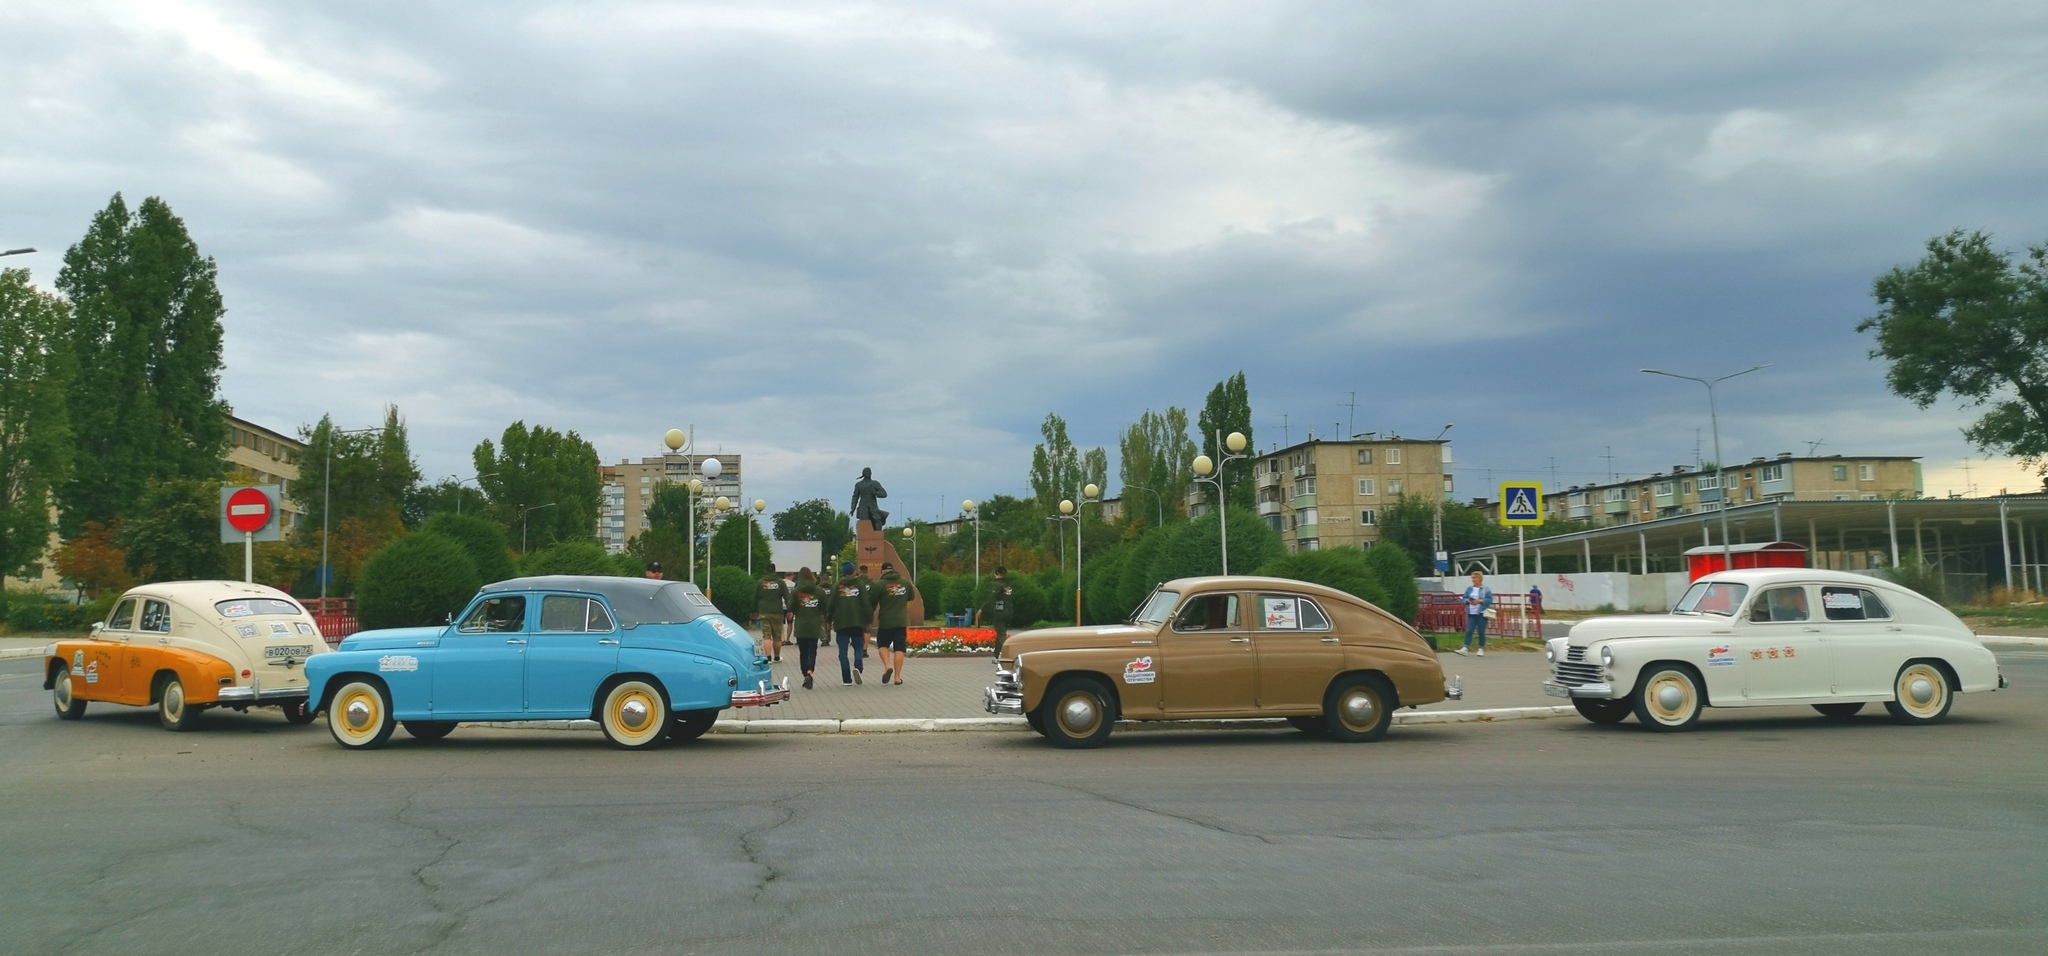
[831,562,871,685]
[976,566,1015,658]
[788,568,831,690]
[872,562,918,685]
[754,564,790,662]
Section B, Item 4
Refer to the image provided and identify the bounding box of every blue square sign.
[1500,483,1544,527]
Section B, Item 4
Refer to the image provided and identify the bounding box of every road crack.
[1033,779,1277,844]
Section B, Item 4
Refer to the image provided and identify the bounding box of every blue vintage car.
[305,576,787,750]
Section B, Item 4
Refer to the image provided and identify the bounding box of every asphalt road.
[2,650,2045,956]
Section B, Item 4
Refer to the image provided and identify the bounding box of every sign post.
[1499,483,1544,638]
[221,485,283,583]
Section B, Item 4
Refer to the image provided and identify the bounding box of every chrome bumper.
[984,665,1024,715]
[214,685,308,703]
[1542,680,1615,699]
[1444,676,1463,701]
[730,677,791,708]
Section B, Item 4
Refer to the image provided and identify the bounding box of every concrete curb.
[461,706,1577,736]
[1980,635,2048,646]
[0,646,48,661]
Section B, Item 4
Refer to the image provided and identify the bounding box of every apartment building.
[227,415,307,534]
[1551,454,1923,527]
[1195,434,1451,553]
[598,453,746,553]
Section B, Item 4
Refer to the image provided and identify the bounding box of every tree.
[0,268,75,620]
[1028,413,1108,554]
[404,477,487,528]
[118,478,227,582]
[418,513,516,584]
[1362,542,1421,622]
[708,511,773,572]
[1117,407,1195,531]
[1197,372,1255,510]
[1861,230,2048,469]
[474,422,602,551]
[1255,549,1390,608]
[1377,495,1512,575]
[1147,508,1283,584]
[294,408,419,561]
[356,533,480,629]
[521,540,618,577]
[55,194,229,536]
[771,498,854,561]
[706,564,755,621]
[52,519,132,599]
[626,527,687,580]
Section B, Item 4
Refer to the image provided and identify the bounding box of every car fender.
[141,647,239,705]
[618,647,735,711]
[1587,637,1718,703]
[1343,646,1446,706]
[1017,647,1151,716]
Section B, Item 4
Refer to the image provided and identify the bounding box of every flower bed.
[907,626,996,655]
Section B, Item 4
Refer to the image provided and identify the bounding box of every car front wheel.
[1632,665,1703,732]
[599,680,670,749]
[52,664,86,720]
[1813,702,1865,719]
[671,709,718,742]
[1038,676,1116,749]
[1323,673,1396,742]
[158,675,203,731]
[403,720,457,741]
[1884,662,1953,725]
[1573,697,1632,725]
[282,700,318,725]
[328,680,397,750]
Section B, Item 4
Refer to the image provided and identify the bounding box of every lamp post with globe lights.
[1050,484,1101,624]
[1190,431,1249,574]
[961,500,980,592]
[749,499,766,575]
[520,502,558,554]
[902,525,918,583]
[1429,423,1454,576]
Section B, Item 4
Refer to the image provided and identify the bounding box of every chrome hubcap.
[1059,696,1098,732]
[165,685,182,717]
[1656,684,1685,712]
[620,698,650,730]
[1342,691,1376,727]
[1908,677,1935,705]
[55,680,70,707]
[345,698,372,730]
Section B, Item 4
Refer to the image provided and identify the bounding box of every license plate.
[265,645,313,659]
[1541,682,1569,699]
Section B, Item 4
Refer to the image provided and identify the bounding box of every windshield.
[1131,589,1180,625]
[1675,581,1748,617]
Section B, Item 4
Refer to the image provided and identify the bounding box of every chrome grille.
[1553,646,1601,686]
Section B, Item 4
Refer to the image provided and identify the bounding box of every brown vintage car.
[984,576,1459,747]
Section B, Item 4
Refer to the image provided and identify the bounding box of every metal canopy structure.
[1450,498,2048,598]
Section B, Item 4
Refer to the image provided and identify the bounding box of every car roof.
[481,576,716,627]
[119,580,300,605]
[1162,576,1366,608]
[1698,568,1902,588]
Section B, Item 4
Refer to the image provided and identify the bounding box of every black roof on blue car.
[481,576,716,627]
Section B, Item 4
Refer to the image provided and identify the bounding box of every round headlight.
[1599,645,1615,667]
[1545,643,1557,661]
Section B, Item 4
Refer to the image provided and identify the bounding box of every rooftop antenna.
[1804,438,1825,456]
[1340,391,1361,439]
[1693,430,1702,470]
[1549,457,1558,491]
[1280,413,1291,448]
[1961,457,1976,497]
[1602,446,1615,483]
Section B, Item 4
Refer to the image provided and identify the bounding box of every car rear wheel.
[1038,676,1115,749]
[1813,702,1865,719]
[1573,698,1632,725]
[1286,716,1326,734]
[328,680,397,750]
[402,720,457,741]
[52,664,86,720]
[1632,665,1703,732]
[1884,662,1953,725]
[671,709,718,742]
[1322,673,1396,742]
[600,680,670,750]
[282,700,318,725]
[157,675,203,731]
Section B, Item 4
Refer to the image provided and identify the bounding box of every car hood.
[336,626,446,652]
[1002,624,1156,658]
[1569,614,1739,645]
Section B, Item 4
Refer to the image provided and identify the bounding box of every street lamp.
[1190,431,1248,574]
[453,472,496,515]
[1,248,35,257]
[749,499,766,575]
[699,459,724,581]
[520,502,558,553]
[902,525,918,582]
[1430,423,1454,577]
[1050,485,1100,624]
[319,425,381,599]
[1123,484,1166,528]
[962,499,980,592]
[1642,365,1771,573]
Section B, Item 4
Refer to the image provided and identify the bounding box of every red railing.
[304,598,360,644]
[1416,593,1542,640]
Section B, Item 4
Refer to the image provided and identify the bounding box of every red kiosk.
[1684,541,1808,581]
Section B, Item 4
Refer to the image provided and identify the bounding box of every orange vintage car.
[985,576,1459,747]
[43,581,330,730]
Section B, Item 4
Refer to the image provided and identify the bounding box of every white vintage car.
[1543,568,2006,731]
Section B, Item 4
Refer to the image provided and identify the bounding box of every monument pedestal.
[854,524,926,624]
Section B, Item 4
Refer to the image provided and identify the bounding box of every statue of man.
[851,467,889,531]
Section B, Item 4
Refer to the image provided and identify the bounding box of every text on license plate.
[265,645,314,659]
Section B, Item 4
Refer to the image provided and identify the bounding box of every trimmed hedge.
[418,513,517,585]
[357,533,482,629]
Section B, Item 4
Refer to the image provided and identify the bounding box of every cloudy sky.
[6,1,2047,518]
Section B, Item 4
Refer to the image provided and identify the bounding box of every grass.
[1950,604,2048,631]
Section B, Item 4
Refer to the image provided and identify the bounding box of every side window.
[540,595,586,632]
[1821,587,1871,622]
[1172,594,1241,632]
[459,596,527,633]
[1860,590,1891,620]
[107,599,137,630]
[1298,599,1331,630]
[1749,587,1811,623]
[140,599,173,633]
[585,600,616,632]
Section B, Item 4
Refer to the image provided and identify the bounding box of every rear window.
[1822,587,1892,622]
[216,598,303,619]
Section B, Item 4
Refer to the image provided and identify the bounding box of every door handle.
[1229,637,1250,644]
[597,639,619,646]
[1802,627,1821,633]
[416,641,437,646]
[1320,637,1341,644]
[1885,626,1904,632]
[505,639,527,645]
[1130,640,1153,645]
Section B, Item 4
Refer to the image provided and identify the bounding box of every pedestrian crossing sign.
[1500,482,1544,527]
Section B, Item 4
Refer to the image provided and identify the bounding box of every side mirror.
[90,622,104,634]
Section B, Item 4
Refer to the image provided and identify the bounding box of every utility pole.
[1602,446,1615,483]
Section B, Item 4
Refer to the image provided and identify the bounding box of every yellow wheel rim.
[334,687,382,741]
[1644,672,1697,725]
[1896,664,1947,718]
[607,685,663,744]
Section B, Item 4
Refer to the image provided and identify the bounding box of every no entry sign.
[220,485,284,543]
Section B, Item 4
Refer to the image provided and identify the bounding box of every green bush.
[611,552,648,577]
[707,564,756,621]
[418,513,517,584]
[915,570,951,620]
[357,533,482,629]
[1254,548,1390,608]
[1146,508,1283,585]
[1362,542,1421,622]
[520,540,618,578]
[4,593,52,632]
[942,575,980,619]
[50,595,116,631]
[1115,526,1172,615]
[1083,546,1130,624]
[1006,576,1048,628]
[1879,551,1948,603]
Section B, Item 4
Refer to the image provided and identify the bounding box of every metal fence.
[304,597,359,644]
[1416,592,1542,640]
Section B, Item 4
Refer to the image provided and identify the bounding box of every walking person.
[872,561,917,685]
[975,566,1015,658]
[788,568,830,690]
[831,562,871,685]
[1456,570,1494,657]
[754,564,790,663]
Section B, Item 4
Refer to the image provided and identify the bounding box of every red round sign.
[226,487,273,533]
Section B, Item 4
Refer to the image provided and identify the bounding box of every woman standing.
[1457,570,1494,657]
[788,567,831,690]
